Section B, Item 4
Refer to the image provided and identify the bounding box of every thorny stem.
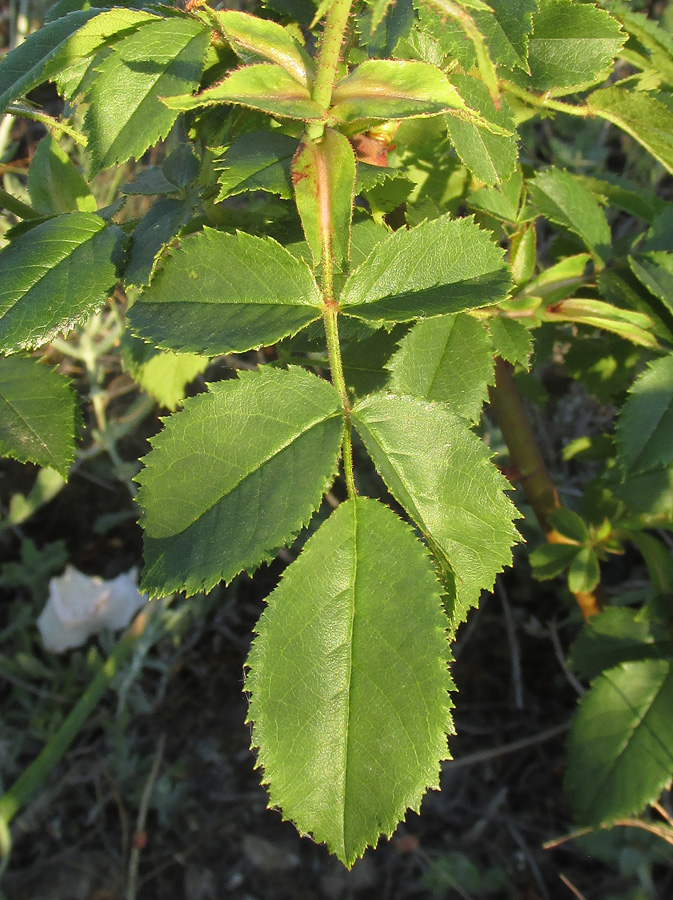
[308,0,352,139]
[307,0,357,499]
[488,357,601,619]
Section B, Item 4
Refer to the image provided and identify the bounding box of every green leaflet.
[528,168,612,266]
[0,355,78,477]
[246,497,453,867]
[587,87,673,176]
[0,7,157,112]
[330,59,467,123]
[565,659,673,826]
[387,313,494,423]
[121,334,208,412]
[124,191,200,288]
[629,252,673,316]
[339,213,512,324]
[292,129,356,270]
[136,367,343,597]
[616,356,673,475]
[28,135,96,215]
[468,168,523,223]
[214,132,299,201]
[0,212,123,354]
[84,17,210,174]
[488,318,532,368]
[164,64,324,121]
[213,9,315,88]
[129,228,322,355]
[509,0,625,96]
[351,393,520,625]
[444,74,517,187]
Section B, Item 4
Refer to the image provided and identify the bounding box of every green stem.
[502,81,589,118]
[0,186,39,219]
[308,0,352,139]
[0,613,148,859]
[324,306,356,499]
[7,103,89,145]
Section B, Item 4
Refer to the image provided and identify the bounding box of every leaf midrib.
[152,406,343,539]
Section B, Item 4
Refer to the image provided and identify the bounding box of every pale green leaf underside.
[136,367,343,597]
[164,63,324,120]
[352,393,520,625]
[588,87,673,176]
[511,0,625,95]
[339,214,512,324]
[129,228,322,355]
[0,355,77,477]
[387,313,494,422]
[330,59,467,123]
[0,212,123,353]
[84,17,210,173]
[528,168,612,264]
[565,659,673,826]
[616,355,673,474]
[246,496,453,867]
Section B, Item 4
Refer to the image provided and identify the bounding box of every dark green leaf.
[130,228,322,355]
[488,318,532,368]
[565,659,673,826]
[0,212,123,353]
[616,356,673,475]
[340,213,512,324]
[84,17,210,174]
[587,87,673,176]
[246,496,453,867]
[0,355,78,477]
[137,367,343,597]
[125,191,200,289]
[528,168,612,265]
[529,542,580,580]
[214,131,299,201]
[444,74,517,186]
[629,252,673,317]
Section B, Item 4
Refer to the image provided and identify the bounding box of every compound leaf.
[616,355,673,474]
[339,213,511,324]
[387,313,494,422]
[136,367,343,597]
[330,59,467,123]
[84,16,210,174]
[164,63,324,120]
[246,496,453,867]
[444,74,517,187]
[0,212,123,353]
[510,0,625,95]
[0,7,158,112]
[565,659,673,826]
[528,168,612,266]
[0,355,78,477]
[352,393,520,625]
[588,87,673,176]
[214,131,299,201]
[129,228,322,355]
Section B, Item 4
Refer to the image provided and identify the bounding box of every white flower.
[38,566,148,653]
